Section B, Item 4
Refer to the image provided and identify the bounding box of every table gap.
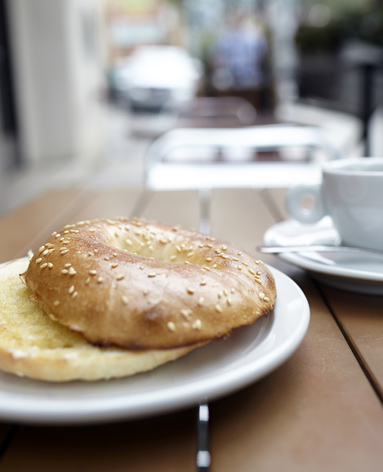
[314,280,383,404]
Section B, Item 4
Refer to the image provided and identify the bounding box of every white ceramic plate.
[0,265,309,425]
[264,218,383,295]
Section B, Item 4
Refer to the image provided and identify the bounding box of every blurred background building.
[0,0,382,213]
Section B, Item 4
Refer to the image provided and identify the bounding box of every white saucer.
[0,265,309,425]
[264,218,383,295]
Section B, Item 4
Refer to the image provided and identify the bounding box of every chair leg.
[199,188,211,235]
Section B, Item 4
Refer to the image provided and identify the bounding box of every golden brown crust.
[23,218,276,350]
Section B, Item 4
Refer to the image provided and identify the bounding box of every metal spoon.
[257,244,383,257]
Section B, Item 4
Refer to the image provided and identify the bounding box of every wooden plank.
[139,189,200,229]
[207,188,383,471]
[0,409,197,472]
[210,188,278,259]
[209,272,383,472]
[320,286,383,400]
[0,187,197,472]
[0,189,91,264]
[54,187,144,223]
[264,187,383,403]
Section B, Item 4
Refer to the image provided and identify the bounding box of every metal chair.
[144,123,343,233]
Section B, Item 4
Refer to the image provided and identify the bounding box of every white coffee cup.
[286,157,383,251]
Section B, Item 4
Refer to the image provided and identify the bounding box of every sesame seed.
[40,263,48,269]
[185,261,191,265]
[187,287,195,294]
[72,291,78,299]
[237,265,242,270]
[170,255,177,261]
[221,245,227,251]
[212,264,217,268]
[68,267,76,275]
[89,228,95,233]
[61,269,69,274]
[104,256,110,261]
[126,239,132,246]
[46,243,54,248]
[193,319,202,330]
[232,257,238,261]
[36,258,42,263]
[60,249,69,255]
[160,238,168,244]
[231,288,235,293]
[47,263,53,268]
[227,298,232,306]
[215,304,223,313]
[38,246,45,253]
[62,240,70,244]
[111,263,118,268]
[249,268,255,275]
[85,277,91,285]
[203,266,211,271]
[143,288,149,295]
[198,297,204,306]
[121,296,128,305]
[238,252,242,255]
[68,286,75,294]
[116,274,124,281]
[254,278,262,285]
[167,321,176,332]
[53,300,60,306]
[259,292,265,300]
[200,279,207,285]
[206,257,212,262]
[176,245,182,252]
[97,277,103,283]
[89,270,97,275]
[198,244,204,248]
[215,249,222,254]
[148,272,156,277]
[181,309,191,319]
[55,234,60,238]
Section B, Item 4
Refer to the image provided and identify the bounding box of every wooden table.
[0,186,382,471]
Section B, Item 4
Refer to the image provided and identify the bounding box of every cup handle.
[285,184,326,224]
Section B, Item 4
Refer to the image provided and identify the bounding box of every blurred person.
[210,13,268,94]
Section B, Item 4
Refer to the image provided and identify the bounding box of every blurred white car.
[112,46,203,112]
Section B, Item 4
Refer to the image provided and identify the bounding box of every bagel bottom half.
[0,259,202,382]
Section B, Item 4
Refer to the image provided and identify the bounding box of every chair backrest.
[145,124,342,190]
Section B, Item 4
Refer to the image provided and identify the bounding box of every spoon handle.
[257,244,383,256]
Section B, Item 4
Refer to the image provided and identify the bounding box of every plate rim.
[0,260,309,425]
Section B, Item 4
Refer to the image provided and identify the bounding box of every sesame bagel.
[0,259,200,382]
[23,218,276,350]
